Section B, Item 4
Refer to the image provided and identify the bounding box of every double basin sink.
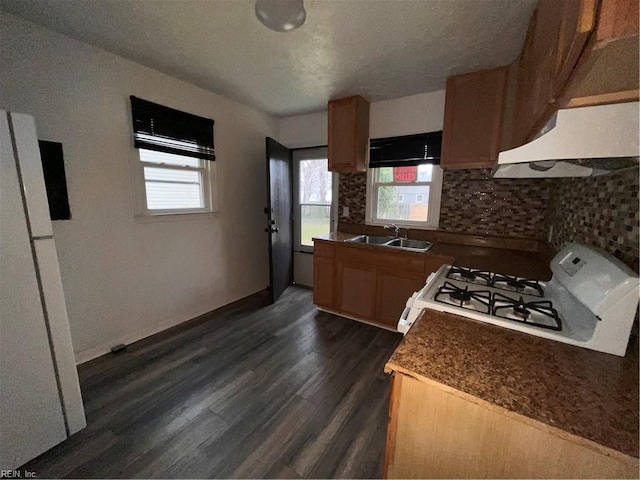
[346,235,433,253]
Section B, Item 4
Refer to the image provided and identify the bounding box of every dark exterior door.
[265,137,293,304]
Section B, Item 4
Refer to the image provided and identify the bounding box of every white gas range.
[398,243,639,356]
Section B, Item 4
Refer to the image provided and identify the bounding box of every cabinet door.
[313,256,335,309]
[337,261,377,320]
[375,269,426,328]
[513,12,538,146]
[441,67,508,169]
[328,96,369,173]
[554,0,597,97]
[514,0,597,145]
[560,0,638,108]
[385,373,639,479]
[595,0,639,41]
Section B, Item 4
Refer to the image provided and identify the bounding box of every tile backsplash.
[439,169,552,238]
[546,168,639,273]
[338,173,367,224]
[338,168,552,239]
[337,167,639,272]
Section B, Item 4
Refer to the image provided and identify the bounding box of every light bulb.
[255,0,306,32]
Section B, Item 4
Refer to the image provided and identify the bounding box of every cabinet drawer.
[314,241,335,258]
[336,246,425,273]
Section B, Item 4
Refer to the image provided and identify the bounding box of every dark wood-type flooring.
[22,286,403,478]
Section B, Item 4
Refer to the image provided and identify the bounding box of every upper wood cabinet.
[513,0,638,145]
[440,67,508,169]
[561,0,639,108]
[327,95,370,173]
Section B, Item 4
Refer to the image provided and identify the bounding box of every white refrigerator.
[0,110,86,469]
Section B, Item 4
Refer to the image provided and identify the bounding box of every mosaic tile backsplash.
[337,167,639,272]
[338,173,367,224]
[546,168,639,273]
[439,169,552,238]
[338,169,552,239]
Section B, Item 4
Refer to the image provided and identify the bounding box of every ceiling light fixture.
[255,0,306,32]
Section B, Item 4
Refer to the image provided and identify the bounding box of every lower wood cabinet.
[313,255,335,309]
[375,269,427,328]
[338,262,377,320]
[384,373,639,479]
[313,240,453,329]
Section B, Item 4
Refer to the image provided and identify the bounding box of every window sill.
[134,211,218,223]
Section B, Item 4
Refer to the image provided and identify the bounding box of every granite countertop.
[314,231,552,280]
[385,309,639,458]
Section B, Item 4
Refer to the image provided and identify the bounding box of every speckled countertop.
[385,309,639,458]
[314,231,552,279]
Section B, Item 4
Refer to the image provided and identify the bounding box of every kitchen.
[1,0,638,478]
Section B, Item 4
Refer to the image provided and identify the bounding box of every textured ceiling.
[0,0,536,117]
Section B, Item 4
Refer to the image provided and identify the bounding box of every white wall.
[369,91,446,138]
[277,111,328,149]
[276,90,446,148]
[0,13,277,363]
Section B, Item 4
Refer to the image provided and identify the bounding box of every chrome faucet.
[384,223,400,238]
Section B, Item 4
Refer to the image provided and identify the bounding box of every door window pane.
[301,205,331,246]
[299,158,332,246]
[300,159,332,203]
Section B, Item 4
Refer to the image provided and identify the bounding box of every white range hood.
[493,102,639,178]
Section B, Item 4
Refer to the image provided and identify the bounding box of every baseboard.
[316,306,400,333]
[74,287,268,365]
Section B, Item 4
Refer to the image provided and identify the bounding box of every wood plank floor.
[22,286,403,479]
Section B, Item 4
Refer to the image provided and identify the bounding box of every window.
[130,96,215,216]
[366,132,443,228]
[139,149,212,212]
[292,147,336,252]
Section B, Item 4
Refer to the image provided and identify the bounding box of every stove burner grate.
[492,293,562,331]
[434,282,491,314]
[450,289,472,302]
[446,266,493,286]
[491,273,544,297]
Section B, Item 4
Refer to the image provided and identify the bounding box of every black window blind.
[369,131,442,168]
[130,96,215,160]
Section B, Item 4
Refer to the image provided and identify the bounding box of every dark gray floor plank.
[21,286,402,479]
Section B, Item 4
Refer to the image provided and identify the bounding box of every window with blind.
[129,97,216,215]
[366,132,443,228]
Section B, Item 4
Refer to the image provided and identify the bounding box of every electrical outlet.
[342,206,349,217]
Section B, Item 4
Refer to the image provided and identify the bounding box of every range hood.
[493,102,639,178]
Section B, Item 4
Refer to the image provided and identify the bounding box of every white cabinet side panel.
[34,238,86,434]
[8,112,52,238]
[0,112,66,468]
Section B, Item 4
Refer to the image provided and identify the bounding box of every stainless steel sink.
[346,235,395,245]
[386,238,433,252]
[345,235,432,252]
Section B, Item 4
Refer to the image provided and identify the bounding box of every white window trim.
[365,164,443,229]
[292,147,337,253]
[129,148,218,220]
